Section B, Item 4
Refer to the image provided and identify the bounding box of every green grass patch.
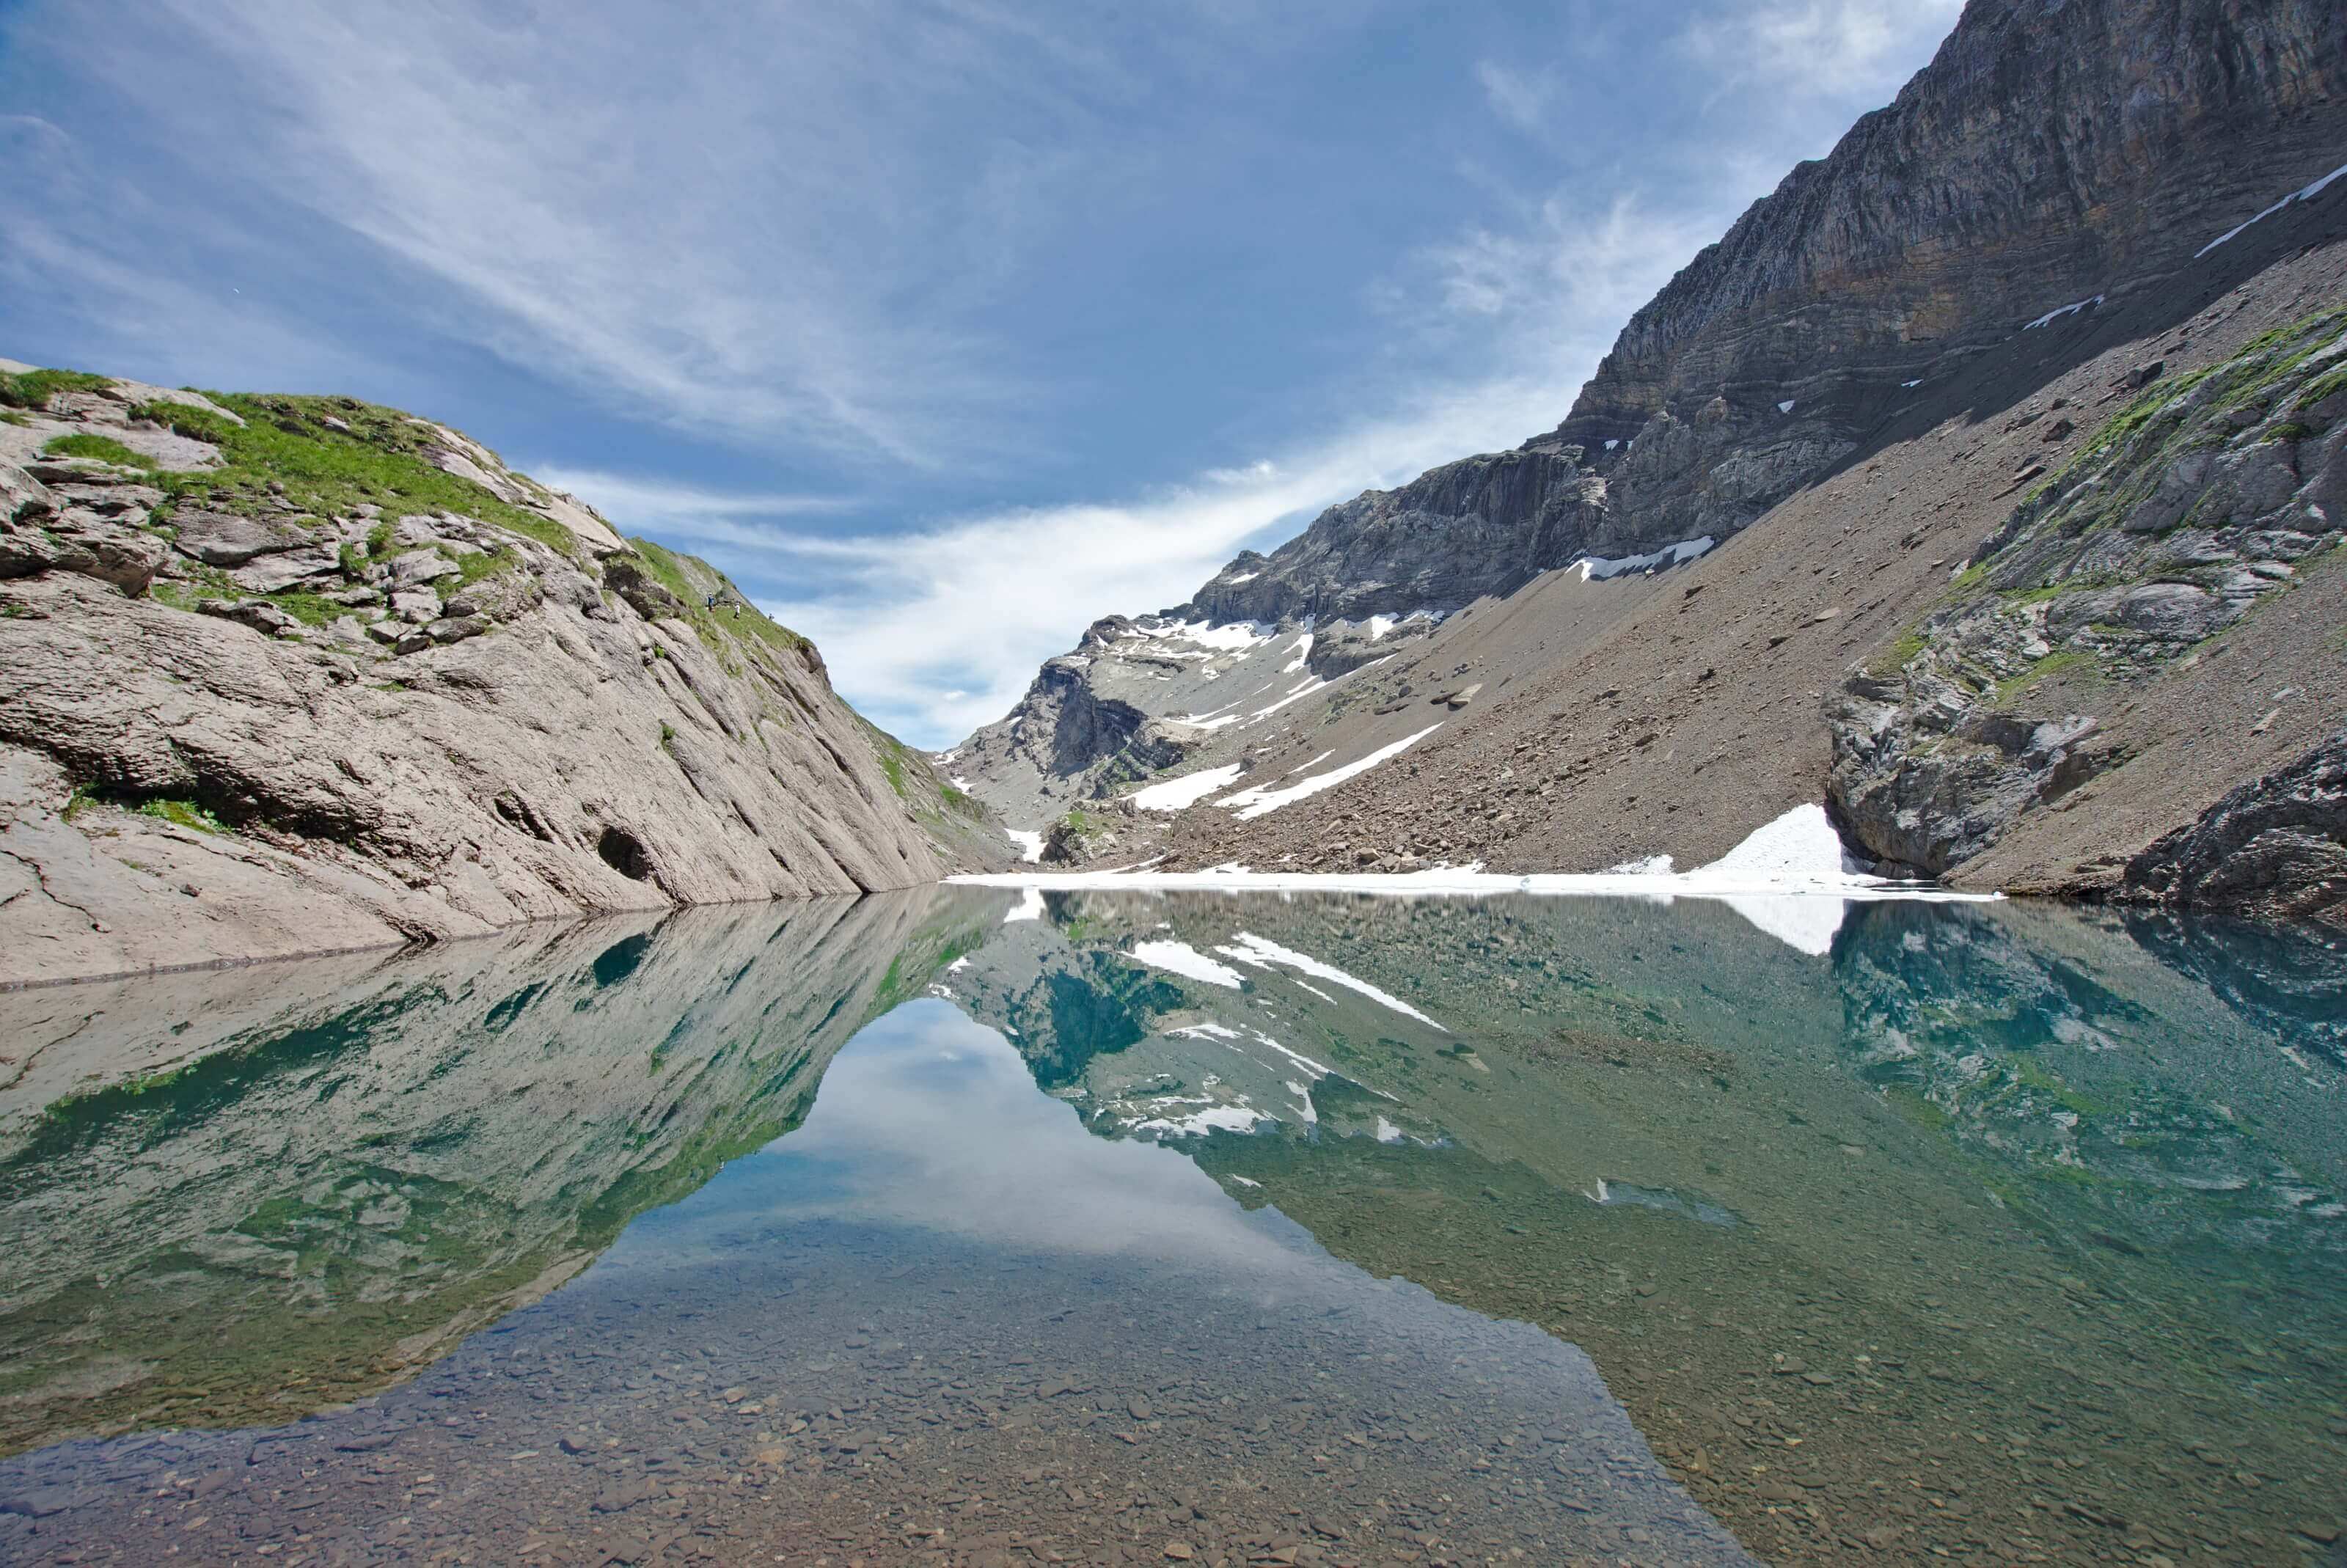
[0,367,110,411]
[136,798,227,834]
[40,432,150,469]
[446,544,521,590]
[1996,647,2096,700]
[626,536,812,678]
[1866,629,1928,676]
[0,409,29,428]
[2295,361,2347,414]
[129,393,580,560]
[68,787,233,835]
[1881,1084,1950,1130]
[260,591,345,627]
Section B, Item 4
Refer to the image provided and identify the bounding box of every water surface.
[1,888,2342,1565]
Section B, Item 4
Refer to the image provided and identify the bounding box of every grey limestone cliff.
[0,367,1000,985]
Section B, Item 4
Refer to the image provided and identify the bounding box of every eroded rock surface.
[0,374,999,985]
[1831,310,2347,892]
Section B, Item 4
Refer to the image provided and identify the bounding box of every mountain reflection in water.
[0,887,2340,1565]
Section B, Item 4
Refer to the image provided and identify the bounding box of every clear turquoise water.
[1,888,2340,1565]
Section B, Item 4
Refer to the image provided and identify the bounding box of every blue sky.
[0,0,1960,748]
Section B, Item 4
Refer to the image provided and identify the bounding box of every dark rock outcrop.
[1830,309,2347,877]
[2122,728,2347,922]
[1544,0,2347,550]
[1183,450,1609,627]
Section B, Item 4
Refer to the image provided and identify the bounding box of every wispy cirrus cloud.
[1,0,1968,752]
[1474,61,1558,136]
[1675,0,1963,102]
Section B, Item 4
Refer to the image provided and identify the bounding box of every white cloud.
[530,468,855,549]
[3,0,1967,758]
[46,0,1163,465]
[1676,0,1963,102]
[1474,60,1556,135]
[751,367,1581,746]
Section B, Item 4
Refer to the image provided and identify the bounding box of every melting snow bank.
[2195,158,2347,259]
[1130,939,1246,989]
[1576,536,1715,581]
[950,805,1996,956]
[1216,725,1443,820]
[2024,293,2104,331]
[1130,763,1245,810]
[1005,829,1045,863]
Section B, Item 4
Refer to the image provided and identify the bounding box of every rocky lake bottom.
[0,885,2342,1567]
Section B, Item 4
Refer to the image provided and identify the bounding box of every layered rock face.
[0,369,998,985]
[1545,0,2347,552]
[1185,450,1605,628]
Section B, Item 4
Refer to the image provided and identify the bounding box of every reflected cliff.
[948,890,2347,1562]
[4,883,2343,1561]
[0,888,996,1455]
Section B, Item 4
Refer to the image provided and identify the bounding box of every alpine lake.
[1,887,2343,1567]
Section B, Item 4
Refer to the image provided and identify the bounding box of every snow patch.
[1603,439,1619,450]
[1215,725,1442,820]
[1216,931,1448,1030]
[1138,618,1275,652]
[1132,1104,1270,1138]
[1006,829,1044,863]
[1777,399,1796,414]
[2023,294,2104,331]
[1576,536,1715,582]
[1130,763,1245,810]
[1901,379,1923,389]
[1249,676,1328,721]
[1281,632,1314,673]
[1375,1117,1405,1144]
[955,802,1990,957]
[2195,159,2347,259]
[1130,939,1247,989]
[1287,750,1334,775]
[1694,802,1857,884]
[1225,571,1261,584]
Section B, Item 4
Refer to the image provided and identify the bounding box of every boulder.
[197,598,299,637]
[390,588,443,623]
[230,543,343,593]
[172,508,315,565]
[388,549,461,588]
[2116,582,2222,640]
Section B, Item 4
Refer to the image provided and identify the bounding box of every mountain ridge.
[948,0,2347,923]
